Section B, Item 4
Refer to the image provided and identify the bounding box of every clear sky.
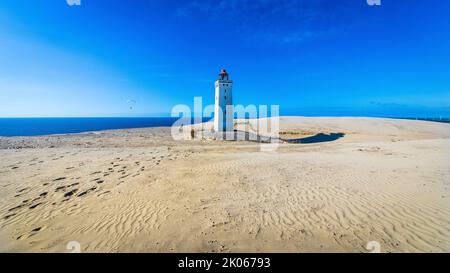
[0,0,449,118]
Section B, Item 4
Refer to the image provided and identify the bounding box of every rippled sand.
[0,117,449,253]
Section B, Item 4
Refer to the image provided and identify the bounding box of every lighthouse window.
[225,96,227,100]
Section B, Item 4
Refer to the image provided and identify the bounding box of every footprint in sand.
[3,213,16,220]
[17,226,46,241]
[97,191,111,197]
[77,187,97,197]
[17,187,29,193]
[64,189,78,198]
[29,203,42,209]
[39,192,48,197]
[8,204,25,212]
[53,177,67,182]
[55,186,66,192]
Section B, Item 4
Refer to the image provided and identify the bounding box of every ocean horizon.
[0,116,448,137]
[0,117,183,137]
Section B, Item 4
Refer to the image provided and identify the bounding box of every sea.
[0,117,199,137]
[0,117,448,137]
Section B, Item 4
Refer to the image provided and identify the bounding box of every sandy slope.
[0,117,449,253]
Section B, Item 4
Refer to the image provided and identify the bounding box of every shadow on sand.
[217,131,345,144]
[284,133,345,144]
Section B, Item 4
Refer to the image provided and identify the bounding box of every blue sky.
[0,0,449,118]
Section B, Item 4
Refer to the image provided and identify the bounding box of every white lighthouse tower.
[214,69,233,132]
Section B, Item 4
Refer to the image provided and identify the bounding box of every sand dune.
[0,117,449,252]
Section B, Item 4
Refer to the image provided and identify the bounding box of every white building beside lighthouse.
[214,69,234,132]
